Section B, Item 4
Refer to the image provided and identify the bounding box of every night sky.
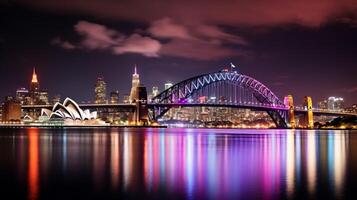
[0,0,357,106]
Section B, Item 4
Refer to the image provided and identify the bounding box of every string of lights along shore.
[1,65,356,128]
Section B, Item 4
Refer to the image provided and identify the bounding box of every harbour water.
[0,128,356,200]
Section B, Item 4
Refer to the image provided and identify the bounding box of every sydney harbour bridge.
[22,69,356,128]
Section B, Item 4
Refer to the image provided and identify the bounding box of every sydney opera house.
[38,98,106,125]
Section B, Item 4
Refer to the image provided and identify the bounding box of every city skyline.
[1,1,357,106]
[8,65,356,108]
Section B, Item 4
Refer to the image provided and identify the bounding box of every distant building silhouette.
[110,91,119,104]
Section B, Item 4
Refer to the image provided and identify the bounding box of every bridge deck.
[21,103,357,117]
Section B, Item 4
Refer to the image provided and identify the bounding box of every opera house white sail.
[39,98,105,125]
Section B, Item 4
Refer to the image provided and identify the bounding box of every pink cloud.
[148,18,192,39]
[54,19,247,60]
[74,21,121,49]
[113,34,161,57]
[53,21,161,57]
[50,37,76,49]
[148,18,248,60]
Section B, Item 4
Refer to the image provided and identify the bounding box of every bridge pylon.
[303,96,314,128]
[131,85,149,125]
[284,95,296,128]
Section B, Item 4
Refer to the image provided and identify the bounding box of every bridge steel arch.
[151,71,288,128]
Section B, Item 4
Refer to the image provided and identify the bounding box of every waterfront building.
[129,65,140,103]
[327,96,344,111]
[1,96,21,122]
[94,77,107,104]
[110,91,119,104]
[15,87,29,105]
[39,98,106,125]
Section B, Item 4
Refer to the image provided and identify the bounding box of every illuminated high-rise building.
[30,68,40,104]
[129,65,140,103]
[94,77,107,104]
[327,96,344,111]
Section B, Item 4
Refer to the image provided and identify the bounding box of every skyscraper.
[95,77,107,104]
[129,65,140,103]
[30,68,40,104]
[327,96,344,111]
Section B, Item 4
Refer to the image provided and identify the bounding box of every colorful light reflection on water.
[0,128,355,199]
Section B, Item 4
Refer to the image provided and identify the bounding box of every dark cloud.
[160,38,245,60]
[10,0,357,27]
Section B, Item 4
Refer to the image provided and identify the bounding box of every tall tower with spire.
[30,68,40,104]
[129,65,140,103]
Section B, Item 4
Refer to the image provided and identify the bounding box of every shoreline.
[0,124,355,130]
